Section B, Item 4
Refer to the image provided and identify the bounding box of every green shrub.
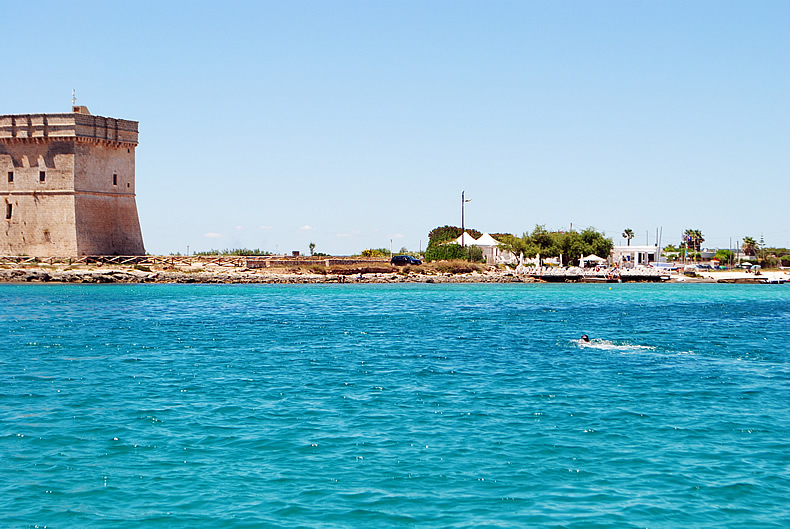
[713,249,734,265]
[361,248,389,258]
[425,243,466,262]
[424,243,484,263]
[431,260,483,274]
[467,245,484,263]
[194,248,272,256]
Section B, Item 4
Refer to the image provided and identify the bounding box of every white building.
[611,245,659,267]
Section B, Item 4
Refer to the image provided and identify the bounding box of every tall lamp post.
[461,191,471,245]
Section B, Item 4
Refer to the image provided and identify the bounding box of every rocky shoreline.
[1,265,786,285]
[0,266,536,284]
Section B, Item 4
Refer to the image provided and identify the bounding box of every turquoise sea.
[1,283,788,528]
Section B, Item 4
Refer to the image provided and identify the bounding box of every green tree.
[554,231,585,265]
[555,228,614,266]
[742,237,757,256]
[714,249,734,266]
[497,233,538,260]
[427,225,482,246]
[309,242,316,256]
[495,225,611,266]
[580,227,614,262]
[622,228,634,246]
[426,224,612,265]
[529,225,557,254]
[694,230,705,250]
[683,229,705,251]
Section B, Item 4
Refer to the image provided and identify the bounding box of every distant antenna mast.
[72,89,77,107]
[461,190,472,244]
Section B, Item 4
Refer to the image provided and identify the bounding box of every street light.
[461,191,471,245]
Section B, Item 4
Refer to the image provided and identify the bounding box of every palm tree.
[683,229,705,251]
[622,228,634,246]
[742,237,757,256]
[682,229,692,259]
[692,229,704,251]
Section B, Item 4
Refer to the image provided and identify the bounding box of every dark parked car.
[391,255,422,266]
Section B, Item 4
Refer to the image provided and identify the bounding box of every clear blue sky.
[4,1,789,254]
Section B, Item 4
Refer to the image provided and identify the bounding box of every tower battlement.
[1,108,145,257]
[0,112,139,145]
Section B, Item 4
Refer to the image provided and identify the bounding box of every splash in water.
[575,338,655,351]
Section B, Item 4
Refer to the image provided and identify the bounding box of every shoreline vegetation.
[1,257,787,285]
[3,225,787,285]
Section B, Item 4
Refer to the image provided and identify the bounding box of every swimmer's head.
[581,335,589,342]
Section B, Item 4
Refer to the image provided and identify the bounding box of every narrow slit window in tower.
[39,171,46,182]
[7,171,13,183]
[5,204,12,219]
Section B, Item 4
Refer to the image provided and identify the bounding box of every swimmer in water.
[581,334,590,343]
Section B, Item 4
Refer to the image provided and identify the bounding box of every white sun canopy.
[454,232,478,246]
[474,233,502,247]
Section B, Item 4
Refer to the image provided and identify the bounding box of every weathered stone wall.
[0,139,78,255]
[1,111,144,256]
[0,140,75,182]
[73,141,143,255]
[1,193,78,256]
[75,193,144,255]
[75,142,135,194]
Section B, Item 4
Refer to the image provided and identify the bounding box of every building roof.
[580,254,607,262]
[475,233,502,247]
[454,232,478,246]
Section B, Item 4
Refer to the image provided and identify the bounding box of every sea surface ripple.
[1,283,788,528]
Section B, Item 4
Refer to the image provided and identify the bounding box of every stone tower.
[0,106,144,256]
